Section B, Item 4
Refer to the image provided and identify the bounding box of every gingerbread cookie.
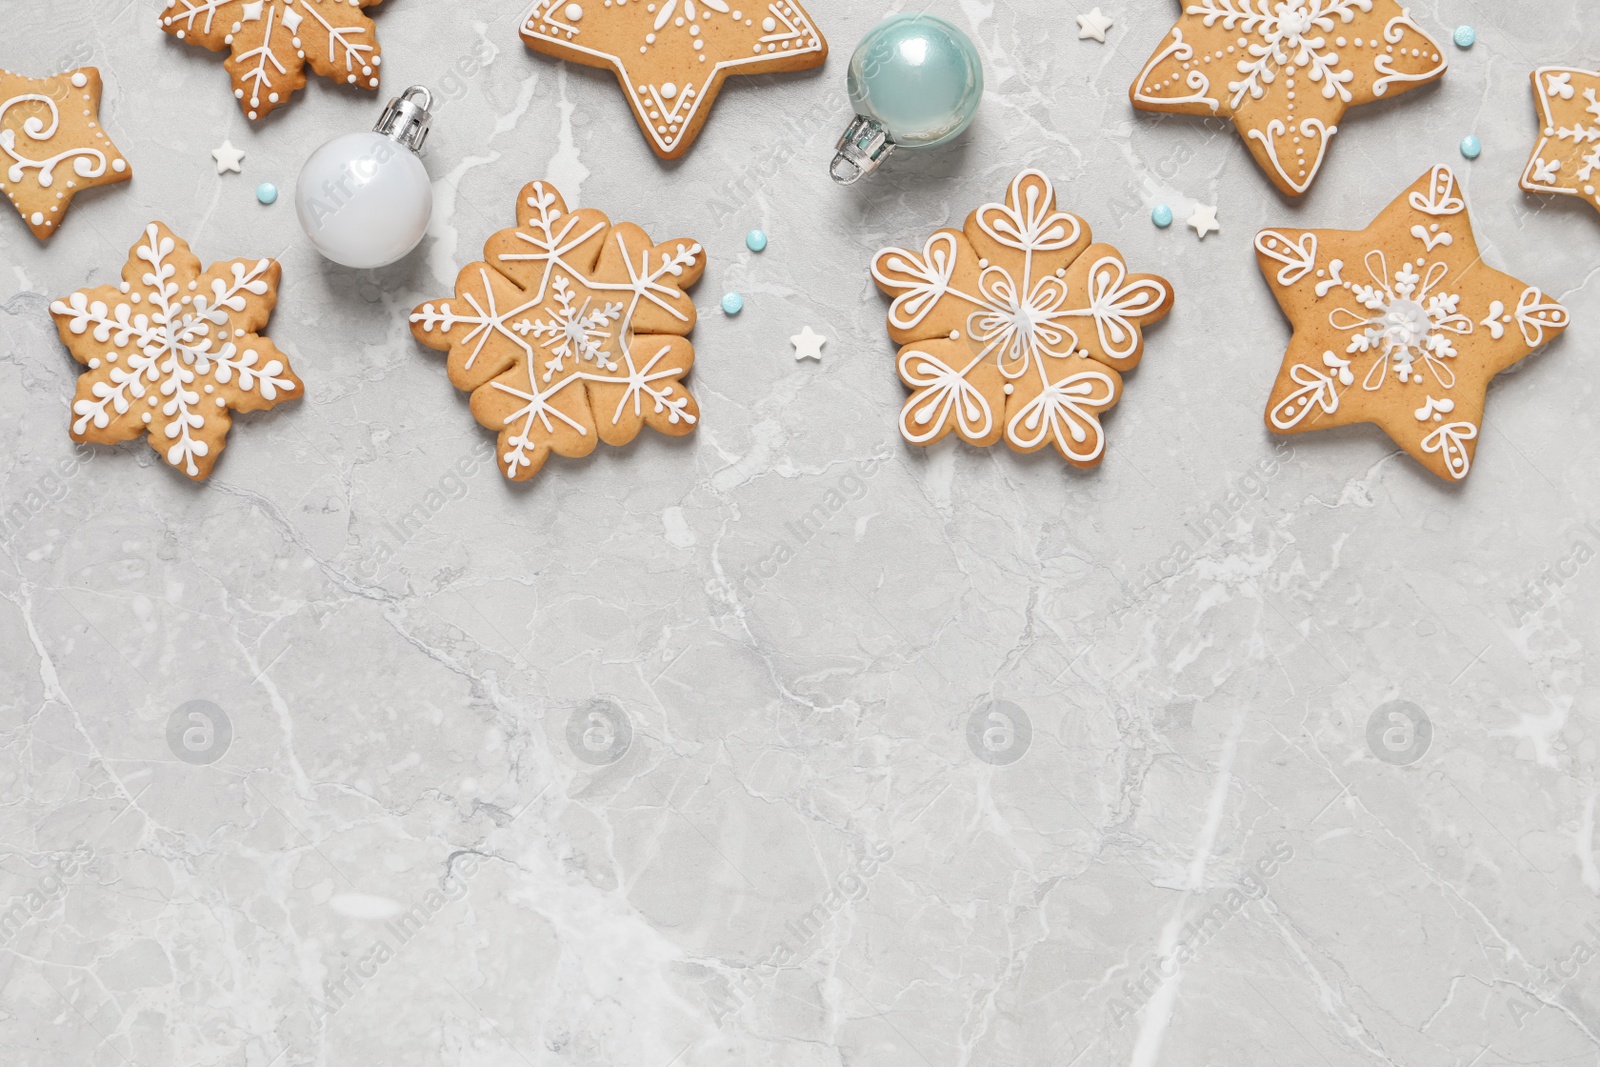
[160,0,385,121]
[1521,67,1600,216]
[871,169,1174,469]
[1259,165,1570,482]
[0,67,131,239]
[410,181,706,481]
[1131,2,1447,196]
[520,1,827,159]
[50,223,303,480]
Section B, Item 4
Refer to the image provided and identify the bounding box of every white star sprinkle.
[211,139,246,175]
[1077,8,1114,42]
[791,326,826,362]
[1187,203,1220,240]
[240,0,264,20]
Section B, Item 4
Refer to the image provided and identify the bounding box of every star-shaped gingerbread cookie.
[521,1,827,159]
[160,0,385,121]
[0,67,131,239]
[1131,1,1447,196]
[1521,66,1600,217]
[1259,166,1570,482]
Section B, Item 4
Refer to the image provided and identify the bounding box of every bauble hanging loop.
[830,14,985,185]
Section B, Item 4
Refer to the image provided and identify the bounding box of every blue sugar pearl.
[1453,25,1476,49]
[746,229,768,252]
[1460,135,1482,160]
[1151,204,1174,228]
[721,292,744,315]
[256,182,278,205]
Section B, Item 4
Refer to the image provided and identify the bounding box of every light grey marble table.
[2,2,1598,1065]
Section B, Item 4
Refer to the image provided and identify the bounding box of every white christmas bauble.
[295,131,432,269]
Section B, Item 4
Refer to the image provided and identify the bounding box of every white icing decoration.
[410,183,702,476]
[521,0,822,155]
[1332,253,1469,390]
[1134,1,1447,193]
[0,90,109,189]
[873,170,1170,462]
[165,0,381,113]
[1256,229,1318,287]
[1408,165,1465,215]
[1520,66,1600,212]
[49,224,290,477]
[1264,167,1571,482]
[1513,286,1570,347]
[1269,351,1351,430]
[1420,421,1476,480]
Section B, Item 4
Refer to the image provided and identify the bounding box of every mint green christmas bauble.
[848,14,984,149]
[832,14,984,183]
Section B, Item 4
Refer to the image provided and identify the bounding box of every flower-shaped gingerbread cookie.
[0,67,131,239]
[50,223,302,480]
[1131,1,1447,196]
[520,1,827,158]
[871,169,1174,469]
[410,181,706,482]
[1521,67,1600,216]
[160,0,385,121]
[1259,165,1570,482]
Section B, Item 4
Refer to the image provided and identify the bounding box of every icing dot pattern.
[0,66,132,239]
[520,0,827,158]
[161,0,386,121]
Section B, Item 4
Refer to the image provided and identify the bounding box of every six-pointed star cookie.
[521,0,827,158]
[1131,0,1448,196]
[50,222,302,480]
[1259,166,1569,482]
[1521,66,1600,216]
[160,0,385,121]
[0,67,131,239]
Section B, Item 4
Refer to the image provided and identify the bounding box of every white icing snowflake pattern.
[50,223,301,480]
[1260,166,1571,482]
[520,0,825,157]
[1133,0,1447,194]
[1521,66,1600,216]
[872,170,1173,468]
[410,182,705,481]
[161,0,384,120]
[1334,255,1470,390]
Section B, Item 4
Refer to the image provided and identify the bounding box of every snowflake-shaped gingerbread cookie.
[871,170,1174,469]
[1259,166,1570,481]
[160,0,385,120]
[1131,0,1448,196]
[410,182,706,482]
[50,223,303,480]
[0,67,131,239]
[521,1,827,158]
[1521,67,1600,216]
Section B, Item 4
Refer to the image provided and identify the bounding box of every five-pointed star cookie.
[1131,1,1448,196]
[50,223,302,480]
[1258,166,1570,482]
[520,0,827,159]
[410,181,706,482]
[1521,66,1600,217]
[0,67,131,239]
[160,0,386,121]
